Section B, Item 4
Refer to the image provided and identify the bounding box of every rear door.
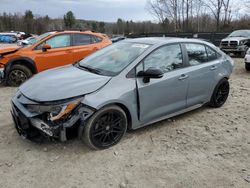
[136,44,189,123]
[33,34,73,71]
[184,43,221,107]
[70,34,101,63]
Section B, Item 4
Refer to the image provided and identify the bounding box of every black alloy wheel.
[82,106,127,150]
[210,78,230,108]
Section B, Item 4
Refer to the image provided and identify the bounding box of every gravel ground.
[0,58,249,188]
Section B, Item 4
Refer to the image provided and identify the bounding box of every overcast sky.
[0,0,248,22]
[0,0,153,22]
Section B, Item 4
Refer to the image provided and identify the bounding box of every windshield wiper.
[79,65,102,75]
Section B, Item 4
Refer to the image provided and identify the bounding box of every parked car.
[0,33,18,43]
[17,36,38,46]
[244,48,250,71]
[11,37,234,149]
[0,30,112,86]
[111,36,126,43]
[220,30,250,57]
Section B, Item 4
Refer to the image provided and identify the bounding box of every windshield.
[78,42,150,76]
[21,32,55,48]
[34,32,55,43]
[229,30,250,38]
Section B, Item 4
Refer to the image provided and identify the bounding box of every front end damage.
[11,90,95,142]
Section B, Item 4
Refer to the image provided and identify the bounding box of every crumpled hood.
[222,37,248,42]
[19,65,111,102]
[0,46,20,55]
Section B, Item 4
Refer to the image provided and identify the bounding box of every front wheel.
[7,64,32,86]
[82,105,127,150]
[209,78,230,108]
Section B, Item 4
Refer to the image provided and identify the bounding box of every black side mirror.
[137,68,164,83]
[42,43,51,52]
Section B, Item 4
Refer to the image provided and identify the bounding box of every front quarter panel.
[83,74,139,129]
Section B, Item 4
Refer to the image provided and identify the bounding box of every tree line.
[147,0,250,32]
[0,1,250,36]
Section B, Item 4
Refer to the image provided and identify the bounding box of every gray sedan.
[11,38,234,149]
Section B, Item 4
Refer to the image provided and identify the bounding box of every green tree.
[117,18,123,34]
[63,11,76,29]
[91,22,97,31]
[24,10,34,33]
[99,21,105,33]
[24,10,33,20]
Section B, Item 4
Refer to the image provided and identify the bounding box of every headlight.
[26,98,82,121]
[240,40,247,45]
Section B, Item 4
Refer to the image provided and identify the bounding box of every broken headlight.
[26,98,82,122]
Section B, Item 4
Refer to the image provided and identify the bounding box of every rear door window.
[206,46,219,61]
[73,34,91,46]
[185,43,208,65]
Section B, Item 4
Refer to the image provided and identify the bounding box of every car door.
[70,34,100,63]
[33,34,73,71]
[184,43,221,107]
[136,44,189,123]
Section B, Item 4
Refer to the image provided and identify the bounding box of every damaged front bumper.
[11,91,95,142]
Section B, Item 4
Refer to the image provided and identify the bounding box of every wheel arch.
[5,57,37,76]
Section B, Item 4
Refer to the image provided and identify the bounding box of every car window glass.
[91,36,102,43]
[186,43,208,65]
[206,46,218,61]
[78,42,150,76]
[73,34,91,45]
[46,34,70,48]
[143,44,183,73]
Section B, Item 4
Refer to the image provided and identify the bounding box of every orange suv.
[0,31,112,86]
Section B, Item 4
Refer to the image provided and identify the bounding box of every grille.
[229,41,238,47]
[221,41,229,46]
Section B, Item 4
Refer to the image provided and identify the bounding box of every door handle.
[178,74,189,80]
[210,65,217,70]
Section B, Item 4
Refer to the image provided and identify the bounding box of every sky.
[0,0,153,22]
[0,0,248,22]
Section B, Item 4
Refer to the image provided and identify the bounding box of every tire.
[246,63,250,71]
[240,51,246,58]
[7,64,33,86]
[209,78,230,108]
[82,105,127,150]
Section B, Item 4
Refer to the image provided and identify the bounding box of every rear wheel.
[246,63,250,71]
[7,64,32,86]
[82,105,127,150]
[209,78,230,108]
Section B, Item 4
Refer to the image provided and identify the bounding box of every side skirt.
[134,103,204,130]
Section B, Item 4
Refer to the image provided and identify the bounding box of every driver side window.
[139,44,183,73]
[35,34,71,50]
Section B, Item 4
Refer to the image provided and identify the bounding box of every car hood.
[19,65,112,102]
[222,37,248,42]
[0,46,20,55]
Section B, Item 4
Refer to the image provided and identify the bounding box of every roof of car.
[126,37,213,46]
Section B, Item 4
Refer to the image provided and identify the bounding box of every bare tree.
[147,0,179,32]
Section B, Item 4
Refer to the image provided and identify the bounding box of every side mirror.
[42,43,51,52]
[137,68,164,83]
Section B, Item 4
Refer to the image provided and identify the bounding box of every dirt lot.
[0,58,249,188]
